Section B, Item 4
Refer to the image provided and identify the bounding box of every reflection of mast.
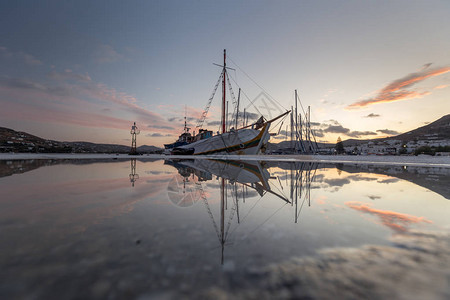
[129,159,139,187]
[220,178,225,265]
[166,158,316,265]
[290,162,318,222]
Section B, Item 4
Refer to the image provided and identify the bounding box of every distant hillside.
[269,114,450,149]
[394,114,450,141]
[342,114,450,147]
[138,145,161,153]
[0,127,162,153]
[0,127,70,153]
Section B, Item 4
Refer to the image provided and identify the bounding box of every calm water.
[0,158,449,299]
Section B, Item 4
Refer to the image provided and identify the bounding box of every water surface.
[0,158,449,299]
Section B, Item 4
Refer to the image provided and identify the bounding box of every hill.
[341,114,450,147]
[394,114,450,141]
[269,114,450,150]
[0,127,162,153]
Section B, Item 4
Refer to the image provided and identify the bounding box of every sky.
[1,0,449,147]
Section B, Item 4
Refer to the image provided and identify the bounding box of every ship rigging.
[164,49,290,155]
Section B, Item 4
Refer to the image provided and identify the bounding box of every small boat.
[165,49,289,156]
[163,121,194,154]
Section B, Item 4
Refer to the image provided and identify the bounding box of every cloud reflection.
[346,201,432,232]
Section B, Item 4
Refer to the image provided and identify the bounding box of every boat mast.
[235,88,241,129]
[222,49,226,134]
[184,105,187,134]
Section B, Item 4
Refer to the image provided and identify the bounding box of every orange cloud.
[434,84,449,89]
[346,201,432,232]
[347,66,450,109]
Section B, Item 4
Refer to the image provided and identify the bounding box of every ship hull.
[177,123,270,155]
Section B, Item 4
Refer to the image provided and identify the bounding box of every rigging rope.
[196,73,223,129]
[227,74,263,117]
[228,56,288,112]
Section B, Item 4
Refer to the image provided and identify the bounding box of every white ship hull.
[177,123,271,155]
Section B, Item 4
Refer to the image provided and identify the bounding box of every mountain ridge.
[0,127,162,153]
[269,114,450,149]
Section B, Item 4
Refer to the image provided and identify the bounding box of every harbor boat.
[163,114,196,154]
[165,49,289,155]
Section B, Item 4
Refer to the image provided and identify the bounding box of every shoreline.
[0,152,449,168]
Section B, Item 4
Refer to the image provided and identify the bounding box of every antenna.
[130,121,140,155]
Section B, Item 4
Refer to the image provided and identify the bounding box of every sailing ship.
[165,50,289,155]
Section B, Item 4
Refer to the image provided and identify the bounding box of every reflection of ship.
[165,159,211,207]
[164,50,290,155]
[165,159,317,264]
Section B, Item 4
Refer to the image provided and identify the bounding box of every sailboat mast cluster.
[289,90,318,154]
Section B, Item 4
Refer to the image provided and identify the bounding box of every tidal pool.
[0,158,449,299]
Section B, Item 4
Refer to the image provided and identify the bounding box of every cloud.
[346,201,431,232]
[324,178,351,187]
[146,133,164,137]
[421,63,432,70]
[0,76,47,91]
[148,124,175,130]
[346,175,378,182]
[168,116,197,123]
[93,44,123,63]
[272,134,288,140]
[377,178,400,184]
[0,76,174,132]
[0,46,42,65]
[317,120,380,139]
[324,125,350,134]
[0,100,131,130]
[376,129,399,135]
[347,66,450,109]
[312,129,324,138]
[0,46,12,58]
[21,52,43,65]
[364,113,380,118]
[205,120,222,127]
[47,70,92,82]
[346,131,377,138]
[434,84,449,89]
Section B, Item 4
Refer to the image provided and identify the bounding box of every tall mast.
[184,105,187,134]
[235,88,241,129]
[222,49,227,134]
[295,90,298,153]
